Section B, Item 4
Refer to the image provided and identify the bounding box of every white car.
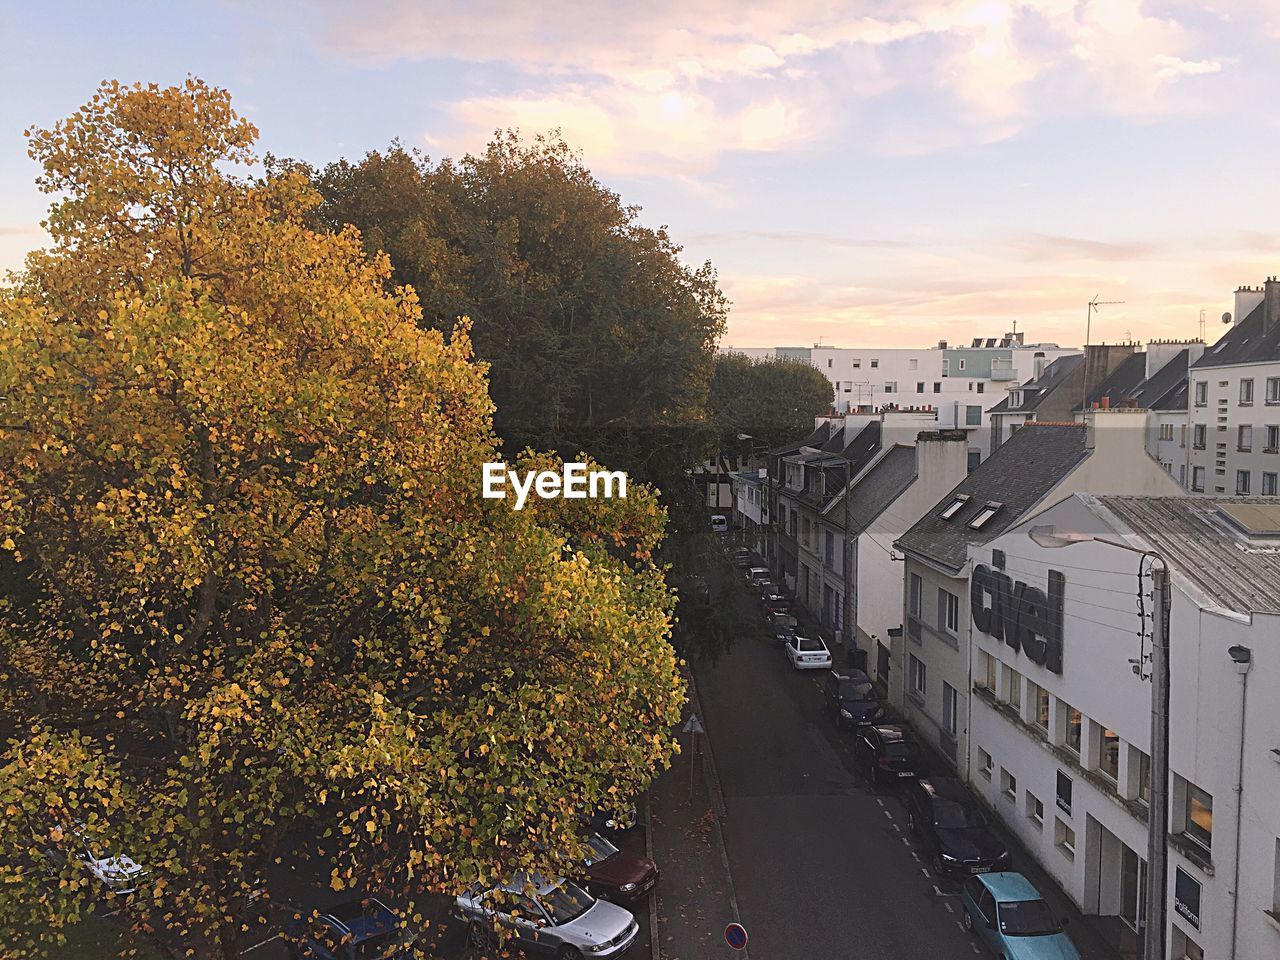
[784,634,832,670]
[46,826,147,895]
[456,874,639,959]
[745,566,770,586]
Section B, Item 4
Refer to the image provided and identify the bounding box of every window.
[1239,424,1253,451]
[824,530,835,570]
[1194,381,1207,406]
[1099,728,1120,782]
[1192,466,1205,493]
[1192,424,1206,449]
[1183,782,1213,851]
[1172,927,1204,960]
[827,358,833,368]
[884,381,897,393]
[1268,376,1280,404]
[1237,470,1251,495]
[1159,422,1174,441]
[1264,472,1278,496]
[933,382,942,393]
[852,359,861,368]
[977,382,984,394]
[1055,818,1075,858]
[1026,792,1044,826]
[1137,751,1151,805]
[1271,839,1280,918]
[1064,704,1082,753]
[978,747,993,780]
[942,683,958,736]
[976,650,996,691]
[870,359,879,368]
[1028,681,1049,730]
[1268,425,1280,451]
[916,381,925,393]
[939,494,969,519]
[1056,771,1073,814]
[909,573,922,618]
[909,654,927,698]
[1004,667,1022,712]
[966,404,982,426]
[1000,767,1016,801]
[956,359,965,370]
[909,358,918,370]
[1241,378,1255,404]
[938,588,959,635]
[1175,867,1202,930]
[968,502,1002,529]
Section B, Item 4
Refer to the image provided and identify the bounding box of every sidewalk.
[649,672,746,960]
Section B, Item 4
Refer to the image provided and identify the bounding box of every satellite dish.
[1222,311,1232,325]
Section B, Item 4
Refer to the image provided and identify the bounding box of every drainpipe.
[1227,644,1252,960]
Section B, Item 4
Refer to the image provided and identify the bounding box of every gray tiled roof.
[987,355,1084,413]
[822,445,917,534]
[1095,496,1280,615]
[1193,301,1280,368]
[1079,349,1189,412]
[894,423,1089,572]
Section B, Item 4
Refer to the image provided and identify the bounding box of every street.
[695,634,982,959]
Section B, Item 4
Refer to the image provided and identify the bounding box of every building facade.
[968,495,1280,960]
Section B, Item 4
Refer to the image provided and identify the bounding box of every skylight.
[968,502,1003,529]
[939,494,970,520]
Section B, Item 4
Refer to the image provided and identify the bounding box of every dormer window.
[939,494,970,520]
[968,502,1004,529]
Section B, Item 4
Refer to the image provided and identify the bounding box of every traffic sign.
[725,922,748,950]
[681,714,705,735]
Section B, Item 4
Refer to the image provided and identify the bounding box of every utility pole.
[842,455,853,661]
[1144,561,1171,960]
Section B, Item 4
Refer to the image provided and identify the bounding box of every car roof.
[830,669,871,683]
[974,871,1042,903]
[917,777,973,804]
[869,724,906,741]
[324,898,398,938]
[493,873,563,897]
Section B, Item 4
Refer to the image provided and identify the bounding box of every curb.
[644,791,659,960]
[685,669,750,960]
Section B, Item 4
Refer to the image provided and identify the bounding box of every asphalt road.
[696,627,984,960]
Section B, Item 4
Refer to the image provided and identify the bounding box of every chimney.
[1235,285,1265,325]
[1265,277,1280,334]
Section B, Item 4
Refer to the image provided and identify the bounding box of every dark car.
[765,612,798,645]
[288,897,415,960]
[580,832,658,903]
[905,777,1011,877]
[852,724,925,784]
[579,801,639,842]
[821,669,882,729]
[730,549,760,569]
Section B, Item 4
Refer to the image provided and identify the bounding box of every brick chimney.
[1265,276,1280,333]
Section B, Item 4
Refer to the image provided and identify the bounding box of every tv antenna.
[1081,294,1126,411]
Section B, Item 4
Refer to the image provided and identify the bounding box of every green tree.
[0,79,683,960]
[709,352,834,450]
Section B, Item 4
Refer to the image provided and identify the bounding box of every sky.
[3,0,1279,349]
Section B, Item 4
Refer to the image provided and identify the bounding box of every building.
[891,414,1186,774]
[967,495,1280,960]
[725,335,1080,466]
[1187,279,1280,497]
[729,468,767,554]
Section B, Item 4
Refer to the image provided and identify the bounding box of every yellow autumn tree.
[0,79,684,960]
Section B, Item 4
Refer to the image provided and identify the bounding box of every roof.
[987,355,1084,414]
[1194,300,1280,368]
[1094,496,1280,615]
[977,872,1043,903]
[894,424,1089,572]
[1079,349,1190,412]
[917,777,974,804]
[822,445,917,533]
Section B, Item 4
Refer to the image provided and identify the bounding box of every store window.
[1064,704,1082,754]
[1028,682,1049,731]
[1099,728,1120,782]
[1004,667,1022,712]
[1182,781,1213,851]
[976,650,996,691]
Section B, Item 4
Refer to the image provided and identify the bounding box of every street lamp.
[1027,525,1170,960]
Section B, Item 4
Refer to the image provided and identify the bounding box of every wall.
[1187,360,1280,496]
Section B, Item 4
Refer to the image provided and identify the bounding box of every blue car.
[961,872,1080,960]
[289,897,415,959]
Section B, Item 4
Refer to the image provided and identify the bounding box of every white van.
[710,514,729,534]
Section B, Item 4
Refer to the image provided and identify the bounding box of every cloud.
[1010,233,1164,262]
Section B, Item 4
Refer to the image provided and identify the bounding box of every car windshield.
[541,881,594,925]
[772,615,797,628]
[998,898,1062,936]
[797,636,825,652]
[583,834,619,866]
[883,740,915,758]
[355,932,398,959]
[837,679,875,700]
[933,800,988,828]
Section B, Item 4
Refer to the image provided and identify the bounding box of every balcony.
[990,361,1018,381]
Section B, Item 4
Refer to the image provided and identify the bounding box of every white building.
[1187,280,1280,497]
[730,468,767,554]
[892,412,1186,774]
[967,495,1280,960]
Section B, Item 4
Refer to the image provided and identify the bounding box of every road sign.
[681,714,705,735]
[724,922,748,950]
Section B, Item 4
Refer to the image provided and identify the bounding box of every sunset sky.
[3,1,1278,348]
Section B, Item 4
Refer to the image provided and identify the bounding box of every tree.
[708,352,834,451]
[0,79,684,960]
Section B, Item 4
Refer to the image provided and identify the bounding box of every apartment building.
[968,495,1280,960]
[1187,280,1280,497]
[891,414,1185,775]
[729,468,767,555]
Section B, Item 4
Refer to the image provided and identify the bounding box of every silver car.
[456,874,638,958]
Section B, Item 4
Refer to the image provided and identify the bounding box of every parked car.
[765,612,798,644]
[905,777,1011,877]
[961,872,1079,959]
[783,634,832,670]
[852,723,925,783]
[288,897,415,960]
[579,801,639,842]
[821,669,882,730]
[456,875,639,959]
[745,566,770,586]
[580,832,658,904]
[731,549,761,569]
[710,514,728,534]
[44,824,147,896]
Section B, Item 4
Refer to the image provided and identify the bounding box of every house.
[891,413,1186,775]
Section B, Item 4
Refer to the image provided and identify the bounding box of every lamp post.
[1028,525,1170,960]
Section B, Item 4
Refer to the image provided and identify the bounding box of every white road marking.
[920,867,930,878]
[944,903,955,914]
[892,823,901,832]
[900,837,911,846]
[240,933,280,955]
[972,944,981,954]
[875,798,886,807]
[911,852,921,862]
[955,921,967,932]
[934,885,953,898]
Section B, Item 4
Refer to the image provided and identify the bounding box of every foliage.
[0,79,684,960]
[709,352,834,451]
